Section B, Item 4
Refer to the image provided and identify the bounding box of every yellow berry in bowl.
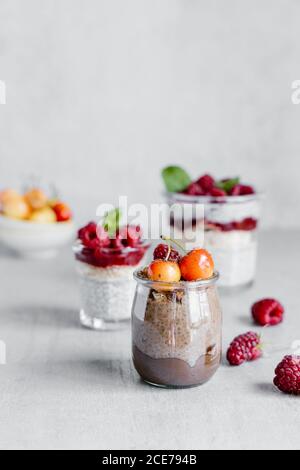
[29,207,56,223]
[2,196,31,220]
[24,188,48,210]
[0,189,21,205]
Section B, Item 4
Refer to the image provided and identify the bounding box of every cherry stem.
[161,235,187,254]
[165,242,171,261]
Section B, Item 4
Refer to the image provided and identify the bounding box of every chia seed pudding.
[132,242,222,388]
[163,167,263,290]
[74,220,150,330]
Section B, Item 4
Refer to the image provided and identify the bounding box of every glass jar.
[73,242,150,330]
[166,192,263,290]
[132,270,222,388]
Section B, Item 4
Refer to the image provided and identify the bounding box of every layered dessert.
[74,209,150,330]
[132,240,222,388]
[162,166,262,289]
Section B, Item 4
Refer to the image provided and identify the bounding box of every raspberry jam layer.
[205,218,258,232]
[170,215,258,232]
[75,244,149,268]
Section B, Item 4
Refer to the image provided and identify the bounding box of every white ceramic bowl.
[0,215,76,259]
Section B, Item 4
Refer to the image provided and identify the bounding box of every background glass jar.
[132,271,222,388]
[73,242,150,330]
[166,192,263,290]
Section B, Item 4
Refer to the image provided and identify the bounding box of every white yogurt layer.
[76,261,136,322]
[205,230,257,287]
[204,199,260,224]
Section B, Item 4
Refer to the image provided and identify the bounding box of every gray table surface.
[0,230,299,450]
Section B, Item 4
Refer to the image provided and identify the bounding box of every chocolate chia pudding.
[132,272,222,388]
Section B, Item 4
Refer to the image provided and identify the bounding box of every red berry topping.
[210,187,227,197]
[183,182,205,196]
[229,184,242,196]
[78,222,99,249]
[77,222,149,267]
[127,225,142,246]
[252,299,284,326]
[96,225,110,245]
[153,244,181,262]
[79,222,110,249]
[273,356,300,395]
[197,174,215,191]
[118,225,142,247]
[230,184,255,196]
[240,185,255,195]
[227,331,262,366]
[109,235,124,250]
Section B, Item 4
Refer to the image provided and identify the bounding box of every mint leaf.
[162,166,191,193]
[216,177,240,194]
[103,208,121,236]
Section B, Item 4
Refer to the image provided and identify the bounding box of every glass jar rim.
[165,191,264,205]
[134,268,219,290]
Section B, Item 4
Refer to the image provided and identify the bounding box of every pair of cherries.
[148,239,214,283]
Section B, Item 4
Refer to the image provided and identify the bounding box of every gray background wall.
[0,0,299,228]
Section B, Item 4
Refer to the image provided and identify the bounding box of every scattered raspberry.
[184,182,205,196]
[227,331,262,366]
[153,244,181,262]
[210,187,227,197]
[197,174,215,191]
[252,298,284,326]
[273,356,300,395]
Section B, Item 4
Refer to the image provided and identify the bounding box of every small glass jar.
[166,192,263,290]
[73,242,150,330]
[132,270,222,388]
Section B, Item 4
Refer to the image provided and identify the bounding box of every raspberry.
[109,235,124,250]
[240,185,255,195]
[118,225,142,247]
[227,331,262,366]
[252,298,284,326]
[210,187,227,197]
[229,184,242,196]
[197,174,215,191]
[79,222,110,249]
[96,225,110,246]
[127,225,142,247]
[273,356,300,395]
[153,244,181,262]
[230,184,255,196]
[184,182,205,196]
[78,222,99,249]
